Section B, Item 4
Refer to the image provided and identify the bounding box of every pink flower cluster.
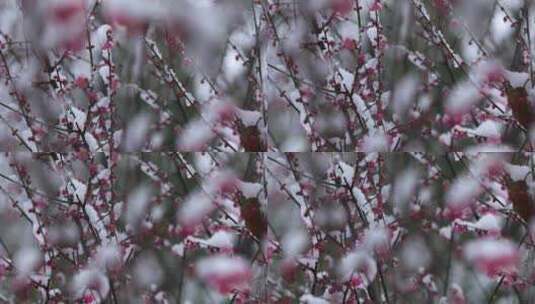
[0,0,535,303]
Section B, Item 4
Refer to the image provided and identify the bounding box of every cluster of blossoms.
[1,152,535,303]
[0,0,534,152]
[1,0,535,303]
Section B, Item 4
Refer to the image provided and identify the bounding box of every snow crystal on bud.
[338,251,377,285]
[445,81,481,116]
[445,175,481,211]
[464,238,518,276]
[196,255,252,294]
[125,184,152,229]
